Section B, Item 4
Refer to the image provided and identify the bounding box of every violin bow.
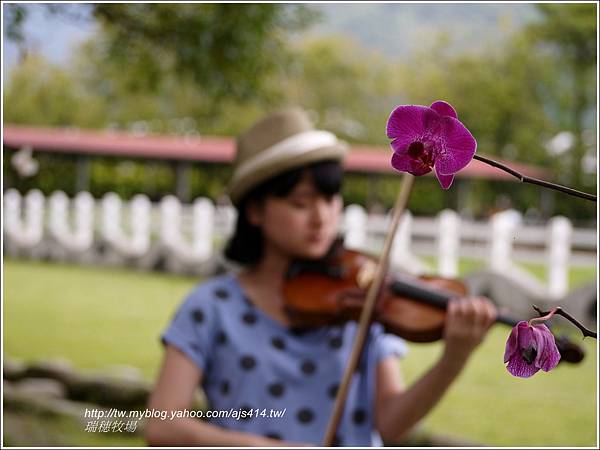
[322,173,415,446]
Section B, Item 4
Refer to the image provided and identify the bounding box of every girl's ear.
[245,199,263,227]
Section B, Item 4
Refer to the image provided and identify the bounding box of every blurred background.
[2,3,597,447]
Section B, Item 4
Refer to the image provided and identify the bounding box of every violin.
[283,239,585,364]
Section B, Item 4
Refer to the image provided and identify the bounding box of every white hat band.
[231,130,339,184]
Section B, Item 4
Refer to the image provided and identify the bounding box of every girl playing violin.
[145,108,498,446]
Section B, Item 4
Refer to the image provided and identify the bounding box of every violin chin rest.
[555,335,585,364]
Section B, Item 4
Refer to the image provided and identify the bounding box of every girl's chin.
[294,241,333,259]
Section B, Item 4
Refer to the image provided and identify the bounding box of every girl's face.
[248,171,343,260]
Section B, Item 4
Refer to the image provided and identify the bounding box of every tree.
[5,4,317,112]
[527,3,597,189]
[3,54,106,127]
[93,4,316,105]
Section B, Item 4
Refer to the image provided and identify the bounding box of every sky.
[3,4,96,77]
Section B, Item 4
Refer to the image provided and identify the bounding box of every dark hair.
[224,160,343,265]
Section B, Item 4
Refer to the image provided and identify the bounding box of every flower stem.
[528,307,559,326]
[473,155,597,202]
[532,305,597,339]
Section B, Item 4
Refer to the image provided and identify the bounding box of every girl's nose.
[311,199,330,226]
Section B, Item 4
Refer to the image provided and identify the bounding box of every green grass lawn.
[3,258,597,446]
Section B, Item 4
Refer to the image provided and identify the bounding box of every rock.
[4,385,86,420]
[23,359,76,385]
[551,281,597,330]
[106,365,144,381]
[3,359,27,381]
[12,378,67,399]
[463,269,553,320]
[20,359,151,409]
[66,373,152,409]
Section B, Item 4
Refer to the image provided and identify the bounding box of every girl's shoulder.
[189,273,238,297]
[181,273,242,310]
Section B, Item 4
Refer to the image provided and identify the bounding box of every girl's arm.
[374,297,497,444]
[145,345,304,447]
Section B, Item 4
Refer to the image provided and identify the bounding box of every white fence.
[3,189,597,302]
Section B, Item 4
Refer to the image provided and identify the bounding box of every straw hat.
[227,108,348,205]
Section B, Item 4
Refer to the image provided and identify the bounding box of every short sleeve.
[371,324,409,363]
[160,287,216,372]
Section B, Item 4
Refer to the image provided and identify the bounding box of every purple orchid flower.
[504,321,561,378]
[386,100,477,189]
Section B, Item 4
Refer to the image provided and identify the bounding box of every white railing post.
[159,195,215,270]
[390,210,429,274]
[547,216,572,299]
[489,209,521,272]
[191,197,215,261]
[391,210,413,267]
[48,191,94,254]
[101,192,151,259]
[129,194,152,254]
[343,204,367,251]
[437,209,460,277]
[3,189,45,250]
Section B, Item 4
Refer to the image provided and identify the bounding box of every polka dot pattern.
[240,355,257,370]
[242,312,258,325]
[271,336,286,350]
[267,382,285,398]
[192,309,204,323]
[239,404,253,421]
[214,288,229,300]
[328,383,339,399]
[352,408,366,425]
[297,408,314,424]
[265,432,282,441]
[220,380,230,395]
[215,330,227,345]
[300,360,316,375]
[329,335,343,349]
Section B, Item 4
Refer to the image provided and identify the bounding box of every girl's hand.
[442,296,497,366]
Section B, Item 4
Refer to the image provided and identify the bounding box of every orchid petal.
[504,322,523,363]
[506,353,540,378]
[435,116,477,175]
[391,151,432,176]
[505,323,540,378]
[386,105,440,152]
[430,100,458,119]
[434,165,455,189]
[533,325,561,372]
[517,323,535,349]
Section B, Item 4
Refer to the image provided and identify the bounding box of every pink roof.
[3,124,550,180]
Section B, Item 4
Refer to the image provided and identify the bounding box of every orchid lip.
[521,347,537,365]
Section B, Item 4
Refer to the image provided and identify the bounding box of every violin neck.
[389,280,518,327]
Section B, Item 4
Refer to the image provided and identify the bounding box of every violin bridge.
[356,260,377,290]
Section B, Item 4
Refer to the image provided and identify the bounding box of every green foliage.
[3,55,106,128]
[282,35,397,145]
[529,4,597,66]
[91,4,316,104]
[401,34,557,165]
[4,150,79,196]
[526,3,597,191]
[4,4,27,43]
[89,158,175,201]
[189,164,232,201]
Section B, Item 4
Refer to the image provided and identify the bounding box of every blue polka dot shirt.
[161,274,408,446]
